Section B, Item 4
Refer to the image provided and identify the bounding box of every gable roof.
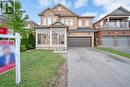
[50,21,68,28]
[39,4,78,16]
[52,4,77,16]
[94,6,130,25]
[108,6,130,16]
[39,8,57,16]
[26,20,39,27]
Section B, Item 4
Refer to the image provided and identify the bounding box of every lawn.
[97,47,130,58]
[0,50,64,87]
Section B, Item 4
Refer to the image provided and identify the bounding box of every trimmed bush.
[20,33,35,51]
[28,34,35,49]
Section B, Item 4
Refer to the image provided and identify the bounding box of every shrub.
[28,34,35,49]
[20,33,35,51]
[21,37,28,51]
[20,45,27,51]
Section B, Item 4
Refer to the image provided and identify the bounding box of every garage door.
[68,37,91,47]
[103,37,114,47]
[117,37,129,47]
[103,36,130,47]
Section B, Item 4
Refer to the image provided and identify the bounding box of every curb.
[96,49,130,64]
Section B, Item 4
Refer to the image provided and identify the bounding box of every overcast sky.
[21,0,130,24]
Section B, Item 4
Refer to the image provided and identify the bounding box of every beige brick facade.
[36,4,95,49]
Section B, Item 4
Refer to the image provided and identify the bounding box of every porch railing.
[104,22,129,29]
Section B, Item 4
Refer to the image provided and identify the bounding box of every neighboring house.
[93,7,130,48]
[35,4,95,50]
[25,20,39,29]
[0,15,8,27]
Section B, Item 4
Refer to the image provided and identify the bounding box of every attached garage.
[103,36,114,47]
[102,36,130,47]
[68,37,91,47]
[117,37,130,47]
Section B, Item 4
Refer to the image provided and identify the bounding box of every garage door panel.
[103,37,114,47]
[68,37,91,47]
[103,36,130,47]
[117,37,129,47]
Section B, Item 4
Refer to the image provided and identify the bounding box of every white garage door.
[103,37,114,47]
[117,37,129,47]
[103,36,130,47]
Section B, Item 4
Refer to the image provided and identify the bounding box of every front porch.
[35,22,68,52]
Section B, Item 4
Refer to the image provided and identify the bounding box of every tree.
[1,1,34,51]
[3,1,29,37]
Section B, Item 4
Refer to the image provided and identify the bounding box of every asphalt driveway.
[67,48,130,87]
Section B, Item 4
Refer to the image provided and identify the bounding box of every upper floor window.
[78,20,82,26]
[61,18,65,24]
[65,18,73,26]
[43,18,46,25]
[53,18,56,23]
[86,20,89,27]
[47,16,52,25]
[70,19,73,25]
[42,17,57,25]
[65,19,69,26]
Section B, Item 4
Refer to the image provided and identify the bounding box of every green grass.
[0,50,64,87]
[97,47,130,58]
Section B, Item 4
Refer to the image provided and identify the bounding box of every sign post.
[0,32,21,84]
[15,33,21,84]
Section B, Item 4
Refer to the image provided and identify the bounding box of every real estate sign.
[0,40,15,74]
[0,27,21,84]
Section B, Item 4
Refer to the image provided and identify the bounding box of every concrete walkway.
[67,48,130,87]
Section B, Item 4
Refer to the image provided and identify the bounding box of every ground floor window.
[52,28,65,45]
[37,29,50,44]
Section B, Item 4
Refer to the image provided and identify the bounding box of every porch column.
[50,28,52,47]
[65,28,67,47]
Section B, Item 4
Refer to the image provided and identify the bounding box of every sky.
[21,0,130,24]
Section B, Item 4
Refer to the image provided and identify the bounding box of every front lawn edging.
[97,47,130,58]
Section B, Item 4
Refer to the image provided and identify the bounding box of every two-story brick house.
[35,4,95,50]
[93,7,130,48]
